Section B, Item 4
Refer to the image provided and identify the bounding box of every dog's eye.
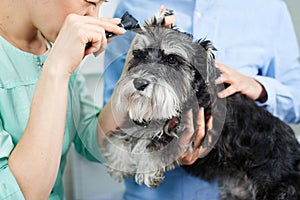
[165,55,178,65]
[166,55,178,65]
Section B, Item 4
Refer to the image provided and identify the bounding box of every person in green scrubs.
[0,1,206,199]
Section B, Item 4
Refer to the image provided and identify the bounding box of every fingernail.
[120,28,127,33]
[114,18,122,22]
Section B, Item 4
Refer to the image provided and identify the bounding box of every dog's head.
[113,25,220,128]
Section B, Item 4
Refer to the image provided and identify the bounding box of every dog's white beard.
[114,78,181,122]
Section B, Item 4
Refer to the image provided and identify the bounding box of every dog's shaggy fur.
[102,18,300,199]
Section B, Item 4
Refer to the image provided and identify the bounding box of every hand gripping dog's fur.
[102,16,300,199]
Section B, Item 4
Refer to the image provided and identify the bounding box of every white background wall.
[64,0,300,199]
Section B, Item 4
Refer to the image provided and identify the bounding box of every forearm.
[97,100,116,144]
[8,65,70,199]
[97,98,126,146]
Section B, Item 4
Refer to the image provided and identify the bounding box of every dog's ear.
[192,39,221,112]
[197,39,220,85]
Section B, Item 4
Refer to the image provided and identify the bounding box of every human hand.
[215,61,267,102]
[179,108,213,165]
[45,14,126,75]
[159,6,175,28]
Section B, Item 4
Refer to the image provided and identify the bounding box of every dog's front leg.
[102,132,137,182]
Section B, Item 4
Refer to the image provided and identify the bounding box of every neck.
[0,0,48,55]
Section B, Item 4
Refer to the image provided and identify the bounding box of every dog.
[101,13,300,200]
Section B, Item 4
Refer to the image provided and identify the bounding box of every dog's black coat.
[184,91,300,199]
[179,36,300,199]
[104,21,300,199]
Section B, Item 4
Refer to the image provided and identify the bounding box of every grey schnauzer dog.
[102,14,300,199]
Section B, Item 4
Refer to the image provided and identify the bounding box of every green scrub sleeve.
[69,72,107,163]
[0,121,25,200]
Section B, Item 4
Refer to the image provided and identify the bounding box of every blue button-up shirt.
[103,0,300,199]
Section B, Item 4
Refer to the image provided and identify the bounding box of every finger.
[217,86,237,98]
[159,5,166,13]
[215,75,225,85]
[215,60,226,70]
[180,150,197,165]
[100,20,126,36]
[92,35,110,57]
[100,17,122,24]
[97,37,107,55]
[90,40,106,56]
[215,61,233,77]
[85,17,126,36]
[198,129,216,158]
[215,71,233,85]
[164,15,175,28]
[193,107,205,148]
[84,27,107,55]
[180,144,209,165]
[84,16,121,27]
[179,109,194,146]
[214,65,231,85]
[198,143,210,158]
[206,115,213,130]
[196,116,213,158]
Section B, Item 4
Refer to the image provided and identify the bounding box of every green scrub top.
[0,36,106,199]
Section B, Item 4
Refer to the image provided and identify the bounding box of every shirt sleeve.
[255,2,300,123]
[69,72,106,163]
[0,120,25,200]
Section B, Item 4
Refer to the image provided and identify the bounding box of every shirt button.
[195,11,202,18]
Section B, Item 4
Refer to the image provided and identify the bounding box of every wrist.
[256,84,268,103]
[42,58,72,80]
[257,91,267,103]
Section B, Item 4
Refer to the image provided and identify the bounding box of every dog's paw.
[107,169,123,183]
[107,168,134,183]
[135,170,164,188]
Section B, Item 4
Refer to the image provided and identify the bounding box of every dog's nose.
[133,78,150,91]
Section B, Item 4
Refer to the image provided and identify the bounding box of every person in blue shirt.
[103,0,300,199]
